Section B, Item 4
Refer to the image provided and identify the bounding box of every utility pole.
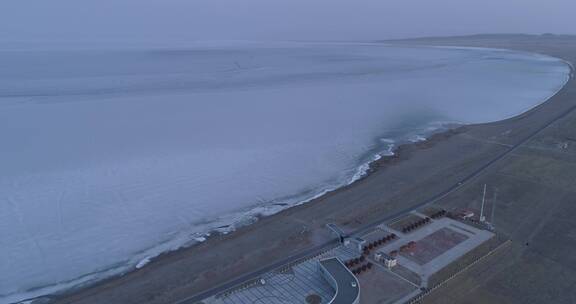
[491,188,498,227]
[480,184,487,222]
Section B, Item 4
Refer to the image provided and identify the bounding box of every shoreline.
[8,121,464,304]
[18,35,576,304]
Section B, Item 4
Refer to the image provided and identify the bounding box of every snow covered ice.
[0,42,569,302]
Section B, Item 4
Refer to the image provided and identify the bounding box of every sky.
[1,0,575,47]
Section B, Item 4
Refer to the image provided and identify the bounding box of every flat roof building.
[374,251,398,268]
[319,257,361,304]
[345,237,366,254]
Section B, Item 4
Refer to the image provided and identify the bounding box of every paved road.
[176,64,575,304]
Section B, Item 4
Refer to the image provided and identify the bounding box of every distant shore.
[44,34,576,304]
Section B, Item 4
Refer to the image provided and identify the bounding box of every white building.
[374,251,397,268]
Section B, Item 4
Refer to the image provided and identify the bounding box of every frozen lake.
[0,42,569,302]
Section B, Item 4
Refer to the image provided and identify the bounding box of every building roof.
[319,258,360,304]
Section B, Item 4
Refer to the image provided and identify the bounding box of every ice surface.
[0,42,569,303]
